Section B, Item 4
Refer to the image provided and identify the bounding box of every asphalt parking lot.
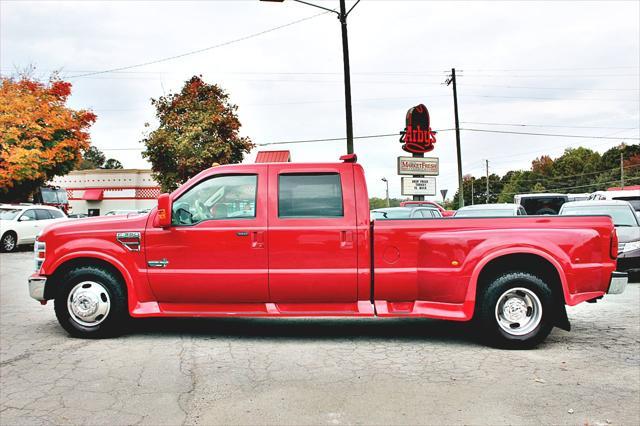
[1,249,639,426]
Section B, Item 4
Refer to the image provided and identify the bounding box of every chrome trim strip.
[28,277,47,301]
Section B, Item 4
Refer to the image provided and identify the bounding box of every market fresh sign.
[397,156,439,176]
[401,177,437,196]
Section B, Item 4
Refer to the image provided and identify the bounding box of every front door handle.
[147,258,169,268]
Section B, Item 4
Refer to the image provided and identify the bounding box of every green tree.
[103,158,123,169]
[548,147,601,193]
[451,173,503,209]
[142,76,254,192]
[595,143,640,188]
[369,197,403,209]
[78,146,106,169]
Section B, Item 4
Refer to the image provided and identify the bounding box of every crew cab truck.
[29,155,627,348]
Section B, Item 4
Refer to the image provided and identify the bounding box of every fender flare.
[465,246,570,305]
[48,251,139,310]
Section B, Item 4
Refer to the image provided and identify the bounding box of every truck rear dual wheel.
[54,266,128,338]
[477,272,554,349]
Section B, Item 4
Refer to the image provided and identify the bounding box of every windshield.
[455,209,515,217]
[371,209,412,219]
[613,197,640,212]
[0,208,21,220]
[561,205,639,227]
[39,188,68,204]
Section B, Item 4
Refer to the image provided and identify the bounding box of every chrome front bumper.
[28,276,47,301]
[608,271,628,295]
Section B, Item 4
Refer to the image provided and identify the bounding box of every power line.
[256,129,456,146]
[460,94,639,102]
[462,122,639,131]
[503,164,640,185]
[502,176,640,196]
[459,83,639,92]
[96,126,638,152]
[462,128,640,141]
[459,66,640,72]
[66,11,330,79]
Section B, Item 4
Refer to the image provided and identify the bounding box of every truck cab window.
[172,175,257,225]
[278,173,343,218]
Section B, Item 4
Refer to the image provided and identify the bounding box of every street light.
[381,177,389,207]
[260,0,360,154]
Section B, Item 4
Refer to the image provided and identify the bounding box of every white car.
[0,204,67,252]
[454,203,527,217]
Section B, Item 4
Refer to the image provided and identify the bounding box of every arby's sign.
[399,104,437,154]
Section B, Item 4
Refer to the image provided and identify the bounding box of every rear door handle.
[340,230,353,248]
[251,231,264,249]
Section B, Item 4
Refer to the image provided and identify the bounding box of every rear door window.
[278,173,344,218]
[49,209,65,218]
[35,209,53,220]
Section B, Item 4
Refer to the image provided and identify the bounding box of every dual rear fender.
[467,248,571,331]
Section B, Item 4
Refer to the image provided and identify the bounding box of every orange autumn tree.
[0,76,96,202]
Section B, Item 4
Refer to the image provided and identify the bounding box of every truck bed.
[372,215,617,319]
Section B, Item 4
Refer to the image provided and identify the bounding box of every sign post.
[399,104,437,201]
[440,189,448,203]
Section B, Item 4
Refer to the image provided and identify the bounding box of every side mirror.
[156,193,172,228]
[19,215,32,221]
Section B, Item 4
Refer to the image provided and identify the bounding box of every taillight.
[34,237,46,272]
[610,229,619,259]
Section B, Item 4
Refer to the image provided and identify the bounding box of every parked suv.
[0,204,67,252]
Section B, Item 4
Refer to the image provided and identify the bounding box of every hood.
[39,212,151,241]
[616,226,640,243]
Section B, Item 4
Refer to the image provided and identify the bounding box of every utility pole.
[485,159,490,203]
[445,68,464,208]
[621,152,625,189]
[260,0,360,154]
[471,178,474,205]
[339,0,354,154]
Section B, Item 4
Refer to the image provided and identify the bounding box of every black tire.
[477,271,554,349]
[1,232,17,253]
[54,265,128,338]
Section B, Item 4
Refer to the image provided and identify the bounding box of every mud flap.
[555,303,571,332]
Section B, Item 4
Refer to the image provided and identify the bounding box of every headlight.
[622,241,640,253]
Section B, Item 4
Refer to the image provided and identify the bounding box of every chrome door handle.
[147,259,169,268]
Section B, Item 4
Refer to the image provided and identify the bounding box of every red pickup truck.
[29,155,627,348]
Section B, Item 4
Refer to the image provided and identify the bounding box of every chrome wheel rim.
[67,281,111,327]
[495,287,542,336]
[2,234,16,251]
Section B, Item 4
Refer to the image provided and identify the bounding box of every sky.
[1,0,639,200]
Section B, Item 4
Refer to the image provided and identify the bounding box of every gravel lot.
[1,249,639,426]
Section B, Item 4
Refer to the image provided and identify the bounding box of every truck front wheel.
[54,266,127,338]
[477,272,554,349]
